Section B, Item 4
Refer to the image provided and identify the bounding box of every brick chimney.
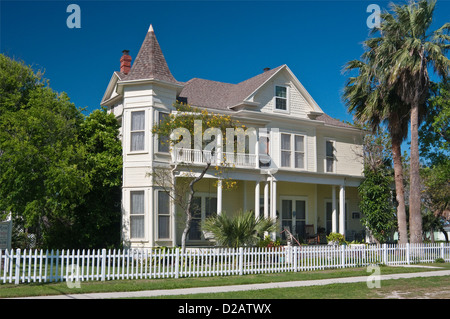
[120,50,132,74]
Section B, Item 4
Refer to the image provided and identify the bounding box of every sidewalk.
[13,269,450,299]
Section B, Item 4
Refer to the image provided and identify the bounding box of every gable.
[245,66,323,119]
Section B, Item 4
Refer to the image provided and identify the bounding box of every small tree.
[202,211,277,248]
[358,167,397,244]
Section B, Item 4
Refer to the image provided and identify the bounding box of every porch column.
[217,179,223,215]
[264,181,269,219]
[254,181,260,220]
[171,178,177,246]
[332,186,337,233]
[339,184,345,236]
[270,177,277,240]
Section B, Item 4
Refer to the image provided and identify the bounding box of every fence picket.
[2,243,450,284]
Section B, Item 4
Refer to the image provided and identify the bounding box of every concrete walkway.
[13,269,450,299]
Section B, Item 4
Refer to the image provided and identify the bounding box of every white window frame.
[156,189,171,240]
[187,193,217,242]
[325,138,336,173]
[280,132,307,170]
[129,190,146,240]
[274,85,289,112]
[129,110,146,153]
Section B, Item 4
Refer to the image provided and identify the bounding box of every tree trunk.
[180,163,211,253]
[409,103,423,243]
[391,137,408,244]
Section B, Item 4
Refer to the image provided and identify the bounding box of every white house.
[101,25,365,248]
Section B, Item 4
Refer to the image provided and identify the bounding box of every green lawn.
[1,263,449,298]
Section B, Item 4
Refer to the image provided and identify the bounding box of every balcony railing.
[172,148,258,168]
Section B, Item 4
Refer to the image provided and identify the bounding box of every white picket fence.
[1,243,449,285]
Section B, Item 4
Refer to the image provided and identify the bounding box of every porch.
[173,177,363,247]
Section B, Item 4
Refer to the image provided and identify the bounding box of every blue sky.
[1,0,449,126]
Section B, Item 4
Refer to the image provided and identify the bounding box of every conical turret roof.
[123,24,180,84]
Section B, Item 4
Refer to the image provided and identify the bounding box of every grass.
[1,263,450,298]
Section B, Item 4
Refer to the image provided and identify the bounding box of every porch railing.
[172,148,257,168]
[1,243,449,285]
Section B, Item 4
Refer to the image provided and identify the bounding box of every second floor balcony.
[172,148,264,169]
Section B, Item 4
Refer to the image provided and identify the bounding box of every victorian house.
[101,25,365,248]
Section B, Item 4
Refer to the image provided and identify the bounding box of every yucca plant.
[202,211,277,248]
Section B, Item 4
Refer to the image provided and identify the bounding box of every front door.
[281,197,307,240]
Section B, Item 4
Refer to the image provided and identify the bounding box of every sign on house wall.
[0,221,12,250]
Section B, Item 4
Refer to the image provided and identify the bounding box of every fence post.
[382,244,387,265]
[293,246,298,272]
[175,248,180,279]
[406,243,410,265]
[14,248,21,285]
[441,243,445,260]
[239,247,244,276]
[101,249,107,281]
[341,245,345,268]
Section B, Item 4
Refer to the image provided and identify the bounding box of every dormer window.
[275,86,288,111]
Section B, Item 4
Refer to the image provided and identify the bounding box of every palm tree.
[343,58,410,244]
[202,211,277,248]
[345,0,450,244]
[373,0,450,243]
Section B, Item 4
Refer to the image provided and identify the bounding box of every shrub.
[326,232,346,245]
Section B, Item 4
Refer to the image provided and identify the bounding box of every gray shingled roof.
[178,66,353,129]
[178,65,284,110]
[122,27,181,85]
[316,113,354,128]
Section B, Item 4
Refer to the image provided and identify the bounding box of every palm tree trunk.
[392,137,408,244]
[409,102,423,243]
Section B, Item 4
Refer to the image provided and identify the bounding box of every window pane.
[130,191,144,215]
[190,197,202,218]
[276,86,287,98]
[205,197,217,218]
[326,141,334,157]
[295,152,304,168]
[189,219,201,240]
[158,113,170,152]
[158,191,170,214]
[281,151,291,167]
[158,135,170,153]
[131,131,145,151]
[158,216,170,239]
[296,221,305,238]
[281,134,291,150]
[296,200,305,220]
[130,216,144,238]
[282,200,292,219]
[326,158,334,172]
[294,136,304,151]
[131,111,145,131]
[276,98,287,110]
